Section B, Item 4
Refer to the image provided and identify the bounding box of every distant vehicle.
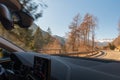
[1,0,120,80]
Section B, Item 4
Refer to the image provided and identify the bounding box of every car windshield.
[0,0,120,61]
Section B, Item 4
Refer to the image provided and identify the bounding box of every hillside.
[53,35,65,45]
[96,39,114,47]
[113,36,120,48]
[97,42,108,47]
[0,23,64,53]
[29,23,48,36]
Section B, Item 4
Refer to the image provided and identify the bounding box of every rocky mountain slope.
[113,36,120,48]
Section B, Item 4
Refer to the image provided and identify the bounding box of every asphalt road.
[94,50,120,61]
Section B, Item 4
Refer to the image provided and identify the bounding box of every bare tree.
[90,15,97,51]
[82,13,97,50]
[66,13,98,52]
[66,13,81,52]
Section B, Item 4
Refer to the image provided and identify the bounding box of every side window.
[0,48,10,59]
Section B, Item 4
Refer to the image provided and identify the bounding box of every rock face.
[113,36,120,47]
[30,23,66,45]
[53,35,65,45]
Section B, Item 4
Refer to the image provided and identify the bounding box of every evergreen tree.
[19,0,47,19]
[47,27,52,35]
[33,27,43,50]
[43,27,53,45]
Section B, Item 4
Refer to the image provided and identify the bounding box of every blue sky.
[35,0,120,40]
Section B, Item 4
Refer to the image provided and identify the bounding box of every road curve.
[94,50,120,61]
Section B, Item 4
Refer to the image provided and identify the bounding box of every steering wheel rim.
[0,65,5,75]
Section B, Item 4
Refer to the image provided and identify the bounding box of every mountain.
[29,23,49,37]
[54,35,65,45]
[113,36,120,48]
[96,39,114,43]
[29,23,66,45]
[96,39,114,47]
[29,23,38,33]
[96,42,108,47]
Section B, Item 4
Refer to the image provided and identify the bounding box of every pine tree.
[33,27,43,51]
[47,27,52,35]
[19,0,47,19]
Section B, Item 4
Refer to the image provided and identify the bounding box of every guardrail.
[52,51,99,57]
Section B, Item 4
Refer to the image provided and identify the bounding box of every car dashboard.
[1,52,120,80]
[0,52,51,80]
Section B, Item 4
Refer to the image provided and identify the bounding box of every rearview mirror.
[0,0,21,11]
[16,9,34,28]
[0,4,13,30]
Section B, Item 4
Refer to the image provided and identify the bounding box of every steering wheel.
[0,65,5,75]
[0,65,15,80]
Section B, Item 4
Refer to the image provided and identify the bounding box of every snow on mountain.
[96,39,114,47]
[96,39,114,43]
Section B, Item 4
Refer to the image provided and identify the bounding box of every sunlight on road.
[97,50,120,61]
